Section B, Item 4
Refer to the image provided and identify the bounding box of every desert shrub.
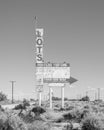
[23,99,30,106]
[14,99,30,110]
[63,108,90,122]
[0,111,8,129]
[27,120,51,130]
[80,96,90,102]
[30,106,46,116]
[7,114,27,130]
[53,101,62,108]
[83,105,90,109]
[0,110,27,130]
[30,98,35,102]
[42,110,64,122]
[63,111,76,121]
[64,102,69,107]
[54,104,60,108]
[0,105,4,111]
[93,100,103,106]
[18,107,45,123]
[0,91,7,101]
[99,103,104,107]
[82,113,104,130]
[64,97,68,101]
[52,96,61,101]
[18,113,33,123]
[19,112,44,123]
[91,105,99,113]
[14,104,24,110]
[99,107,104,113]
[14,100,30,115]
[59,107,65,111]
[65,105,74,111]
[55,117,64,123]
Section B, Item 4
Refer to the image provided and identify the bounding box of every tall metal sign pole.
[10,81,16,104]
[35,17,44,106]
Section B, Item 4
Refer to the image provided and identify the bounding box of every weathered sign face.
[44,66,70,79]
[48,83,65,87]
[36,63,70,84]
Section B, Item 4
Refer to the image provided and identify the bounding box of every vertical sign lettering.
[36,28,44,89]
[36,29,43,63]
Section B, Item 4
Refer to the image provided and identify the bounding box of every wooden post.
[49,87,53,109]
[39,92,42,106]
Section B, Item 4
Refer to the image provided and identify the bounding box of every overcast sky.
[0,0,104,100]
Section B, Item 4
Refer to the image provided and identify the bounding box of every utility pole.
[86,91,88,97]
[98,88,100,100]
[95,92,97,100]
[10,81,16,103]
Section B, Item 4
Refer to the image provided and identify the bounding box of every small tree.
[0,91,7,101]
[14,99,30,115]
[82,113,104,130]
[23,98,30,106]
[30,106,46,116]
[80,96,90,102]
[52,96,61,101]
